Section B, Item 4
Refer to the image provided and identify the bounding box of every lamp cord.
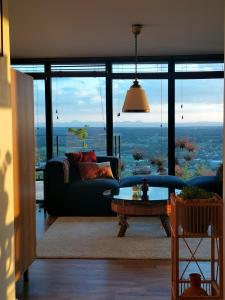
[160,80,163,160]
[135,32,138,80]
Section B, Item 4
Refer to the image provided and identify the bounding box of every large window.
[52,77,106,156]
[175,78,223,178]
[12,57,224,177]
[113,79,168,177]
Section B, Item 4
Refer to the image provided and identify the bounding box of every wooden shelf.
[170,193,223,300]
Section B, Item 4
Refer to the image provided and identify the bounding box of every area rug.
[37,217,210,259]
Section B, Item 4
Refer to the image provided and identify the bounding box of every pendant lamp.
[122,24,150,113]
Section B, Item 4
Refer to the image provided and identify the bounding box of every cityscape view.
[33,73,223,179]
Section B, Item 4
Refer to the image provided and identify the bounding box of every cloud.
[34,77,223,124]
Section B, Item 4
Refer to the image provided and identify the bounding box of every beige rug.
[37,217,210,259]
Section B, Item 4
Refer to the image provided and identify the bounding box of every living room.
[0,0,224,299]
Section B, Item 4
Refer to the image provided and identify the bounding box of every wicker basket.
[170,193,222,237]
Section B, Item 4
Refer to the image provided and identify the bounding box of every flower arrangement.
[149,157,166,174]
[175,137,198,179]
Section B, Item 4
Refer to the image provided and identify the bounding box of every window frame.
[11,54,224,175]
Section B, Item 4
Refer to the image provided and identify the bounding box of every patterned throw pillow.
[77,161,114,180]
[65,150,97,164]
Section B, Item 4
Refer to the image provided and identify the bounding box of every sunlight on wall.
[0,0,16,299]
[0,68,16,300]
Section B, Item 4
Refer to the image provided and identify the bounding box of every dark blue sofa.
[44,156,222,216]
[44,156,120,216]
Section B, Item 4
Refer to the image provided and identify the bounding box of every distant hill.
[35,120,223,127]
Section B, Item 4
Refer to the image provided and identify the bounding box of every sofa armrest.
[44,157,70,214]
[97,156,120,180]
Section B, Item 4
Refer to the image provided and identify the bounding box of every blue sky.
[33,76,224,126]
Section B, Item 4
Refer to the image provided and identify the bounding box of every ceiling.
[9,0,224,59]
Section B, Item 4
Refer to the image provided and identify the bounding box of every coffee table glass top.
[104,186,176,202]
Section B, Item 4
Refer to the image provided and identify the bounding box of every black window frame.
[11,54,224,174]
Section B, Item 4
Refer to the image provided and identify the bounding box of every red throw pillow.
[82,150,97,162]
[65,150,97,165]
[65,152,83,164]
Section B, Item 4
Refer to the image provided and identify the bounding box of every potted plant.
[68,125,89,149]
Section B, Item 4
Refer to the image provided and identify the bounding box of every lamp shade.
[122,82,150,113]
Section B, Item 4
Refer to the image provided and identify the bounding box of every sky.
[32,64,224,127]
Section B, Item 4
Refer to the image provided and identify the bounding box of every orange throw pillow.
[78,162,114,180]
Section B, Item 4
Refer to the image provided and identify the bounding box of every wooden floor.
[16,208,171,300]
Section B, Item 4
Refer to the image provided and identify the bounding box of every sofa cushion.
[68,177,119,192]
[66,178,119,216]
[119,175,187,189]
[77,161,114,180]
[186,176,222,195]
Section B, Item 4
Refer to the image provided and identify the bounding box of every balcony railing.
[35,134,222,179]
[53,134,110,157]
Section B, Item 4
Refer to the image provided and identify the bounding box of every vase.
[182,273,208,297]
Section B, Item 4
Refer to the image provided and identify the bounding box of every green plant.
[179,186,214,200]
[68,125,89,149]
[149,157,166,175]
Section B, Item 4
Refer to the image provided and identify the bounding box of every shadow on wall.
[0,150,15,299]
[0,57,11,108]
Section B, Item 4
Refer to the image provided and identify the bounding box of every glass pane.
[112,63,168,73]
[175,79,223,178]
[34,80,46,168]
[175,63,224,72]
[113,79,168,177]
[12,64,45,73]
[34,80,46,202]
[52,77,106,156]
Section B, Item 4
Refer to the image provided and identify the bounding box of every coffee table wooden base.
[118,215,129,237]
[112,201,170,237]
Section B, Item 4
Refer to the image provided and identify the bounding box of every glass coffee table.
[103,186,173,237]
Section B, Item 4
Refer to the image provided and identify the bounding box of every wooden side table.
[104,186,172,237]
[170,193,223,299]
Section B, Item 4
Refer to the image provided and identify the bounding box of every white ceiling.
[9,0,224,58]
